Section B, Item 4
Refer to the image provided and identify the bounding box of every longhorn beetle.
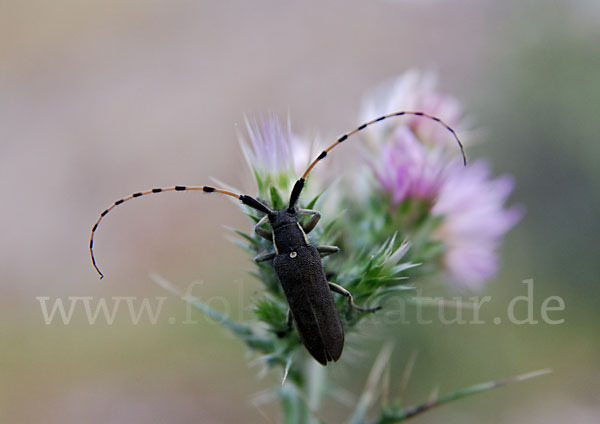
[90,111,466,365]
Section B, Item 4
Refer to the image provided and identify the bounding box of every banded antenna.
[288,111,467,209]
[90,185,271,279]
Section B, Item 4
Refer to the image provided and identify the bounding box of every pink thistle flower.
[360,70,468,152]
[372,126,449,205]
[240,114,310,176]
[363,70,521,289]
[431,162,523,289]
[372,133,522,288]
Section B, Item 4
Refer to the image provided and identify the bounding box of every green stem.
[281,356,326,424]
[306,358,325,424]
[371,369,552,424]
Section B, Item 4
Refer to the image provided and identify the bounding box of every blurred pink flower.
[432,162,523,289]
[374,134,522,288]
[373,126,448,205]
[365,70,521,289]
[360,70,468,152]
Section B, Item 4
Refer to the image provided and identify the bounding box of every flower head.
[373,136,522,288]
[362,70,521,289]
[432,162,523,289]
[373,126,450,205]
[240,114,309,177]
[360,70,467,152]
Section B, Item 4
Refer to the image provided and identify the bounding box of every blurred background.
[1,0,599,422]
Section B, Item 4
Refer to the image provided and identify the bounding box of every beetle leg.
[328,282,381,313]
[276,309,294,338]
[297,209,321,234]
[254,251,276,263]
[316,245,340,258]
[254,214,272,240]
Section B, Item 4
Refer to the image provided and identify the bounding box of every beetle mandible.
[89,111,466,365]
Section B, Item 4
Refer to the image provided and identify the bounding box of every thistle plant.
[155,72,546,422]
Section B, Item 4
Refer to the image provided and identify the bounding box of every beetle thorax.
[269,209,308,254]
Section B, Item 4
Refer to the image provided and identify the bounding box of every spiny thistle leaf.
[254,297,288,329]
[270,186,285,210]
[347,343,395,424]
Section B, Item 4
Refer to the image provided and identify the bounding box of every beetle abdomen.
[273,245,344,365]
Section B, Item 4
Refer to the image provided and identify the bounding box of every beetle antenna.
[90,185,271,279]
[289,111,467,209]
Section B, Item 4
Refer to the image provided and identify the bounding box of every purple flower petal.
[372,127,448,205]
[432,161,523,288]
[240,114,309,176]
